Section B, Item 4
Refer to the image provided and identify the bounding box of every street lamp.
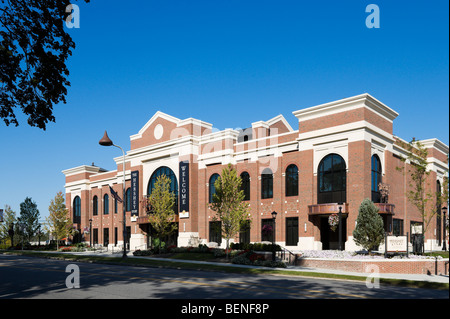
[338,203,343,251]
[271,211,277,261]
[89,219,92,249]
[442,207,447,251]
[99,130,127,259]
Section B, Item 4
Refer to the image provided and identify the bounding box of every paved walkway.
[70,250,449,284]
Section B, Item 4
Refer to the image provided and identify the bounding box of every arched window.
[285,164,299,197]
[148,166,178,212]
[240,172,250,201]
[93,195,98,216]
[125,188,131,212]
[318,154,346,204]
[371,155,382,203]
[103,194,109,215]
[209,173,220,203]
[73,196,81,223]
[261,168,273,199]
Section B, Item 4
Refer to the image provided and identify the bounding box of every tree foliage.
[18,196,40,243]
[0,0,90,129]
[210,164,251,256]
[353,198,385,252]
[396,138,448,245]
[0,205,17,245]
[46,191,73,249]
[147,174,178,248]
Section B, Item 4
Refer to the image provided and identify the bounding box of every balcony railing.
[308,203,349,215]
[375,203,395,215]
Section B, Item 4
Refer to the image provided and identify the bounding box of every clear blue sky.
[0,0,448,220]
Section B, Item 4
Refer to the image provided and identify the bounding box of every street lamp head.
[443,206,447,213]
[271,211,277,220]
[99,130,113,146]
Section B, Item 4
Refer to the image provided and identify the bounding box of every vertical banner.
[179,161,189,215]
[131,170,139,216]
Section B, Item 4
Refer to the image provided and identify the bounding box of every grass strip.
[2,250,448,291]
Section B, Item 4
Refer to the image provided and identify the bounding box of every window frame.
[317,154,347,204]
[285,164,299,197]
[209,173,220,203]
[261,168,273,199]
[240,171,250,201]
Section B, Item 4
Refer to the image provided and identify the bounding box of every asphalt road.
[0,254,448,301]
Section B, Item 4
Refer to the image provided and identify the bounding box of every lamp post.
[443,207,447,251]
[338,203,343,251]
[89,219,93,249]
[99,130,127,259]
[271,211,277,261]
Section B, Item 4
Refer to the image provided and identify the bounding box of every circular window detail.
[154,124,164,140]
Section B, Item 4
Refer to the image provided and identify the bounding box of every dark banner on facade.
[179,161,189,213]
[131,170,139,216]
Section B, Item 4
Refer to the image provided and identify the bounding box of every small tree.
[46,191,73,250]
[19,197,40,243]
[396,138,447,253]
[0,205,17,247]
[147,174,177,252]
[353,198,385,253]
[210,164,251,258]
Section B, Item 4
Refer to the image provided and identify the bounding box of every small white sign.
[179,211,189,219]
[386,235,407,252]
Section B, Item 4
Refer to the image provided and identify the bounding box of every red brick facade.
[62,94,449,251]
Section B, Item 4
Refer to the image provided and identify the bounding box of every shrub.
[353,199,385,252]
[231,250,286,268]
[213,248,226,258]
[230,242,282,252]
[133,249,153,256]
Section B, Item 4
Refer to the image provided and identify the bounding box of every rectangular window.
[286,217,299,246]
[261,174,273,199]
[103,228,109,247]
[239,220,251,244]
[393,219,403,236]
[209,221,222,245]
[93,228,98,245]
[261,219,275,242]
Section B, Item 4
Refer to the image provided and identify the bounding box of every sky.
[0,0,448,221]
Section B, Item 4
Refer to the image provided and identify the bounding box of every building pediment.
[130,111,213,150]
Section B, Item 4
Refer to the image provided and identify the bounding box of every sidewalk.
[73,250,450,284]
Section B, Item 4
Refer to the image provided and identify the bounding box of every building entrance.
[320,216,347,250]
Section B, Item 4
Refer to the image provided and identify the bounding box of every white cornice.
[266,114,294,132]
[177,117,213,130]
[292,93,399,123]
[62,165,108,176]
[199,128,240,144]
[419,138,449,155]
[251,114,294,132]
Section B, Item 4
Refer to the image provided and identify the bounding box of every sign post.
[131,171,139,217]
[179,161,189,217]
[385,235,408,256]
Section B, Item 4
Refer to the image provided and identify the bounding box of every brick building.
[62,93,449,251]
